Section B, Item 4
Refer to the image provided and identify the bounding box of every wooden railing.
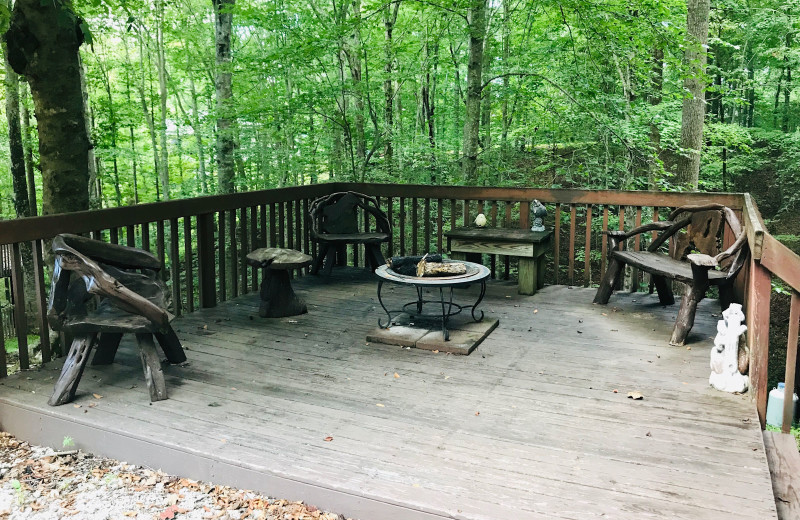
[742,194,800,431]
[0,182,796,431]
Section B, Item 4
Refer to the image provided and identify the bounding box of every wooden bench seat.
[594,205,747,346]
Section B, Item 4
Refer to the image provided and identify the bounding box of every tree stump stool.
[246,248,313,318]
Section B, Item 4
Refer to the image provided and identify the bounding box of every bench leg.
[49,333,98,406]
[91,333,123,365]
[136,333,168,402]
[259,269,308,317]
[518,257,537,295]
[670,265,710,346]
[154,327,187,364]
[311,243,329,275]
[537,254,546,289]
[670,290,703,346]
[322,246,338,276]
[594,257,624,304]
[364,244,386,272]
[652,275,675,305]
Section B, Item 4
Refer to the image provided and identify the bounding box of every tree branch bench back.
[593,204,748,346]
[47,234,186,405]
[308,191,391,274]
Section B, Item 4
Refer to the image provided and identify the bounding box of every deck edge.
[0,398,451,520]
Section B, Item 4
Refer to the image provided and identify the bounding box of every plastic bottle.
[765,382,799,428]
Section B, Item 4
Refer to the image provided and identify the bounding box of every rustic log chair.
[47,234,186,406]
[308,191,392,275]
[593,204,748,346]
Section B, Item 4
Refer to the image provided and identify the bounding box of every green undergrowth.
[3,335,39,354]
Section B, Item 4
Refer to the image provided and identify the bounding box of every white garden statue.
[709,303,749,393]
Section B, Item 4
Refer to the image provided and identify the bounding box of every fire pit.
[374,260,490,341]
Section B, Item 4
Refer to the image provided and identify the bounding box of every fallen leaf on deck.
[393,373,400,378]
[89,403,97,408]
[533,309,538,314]
[376,403,385,407]
[323,436,333,442]
[73,404,81,408]
[475,411,480,416]
[93,394,103,399]
[627,391,644,400]
[612,389,618,393]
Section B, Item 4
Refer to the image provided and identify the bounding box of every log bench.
[593,205,748,346]
[47,234,186,406]
[246,248,313,318]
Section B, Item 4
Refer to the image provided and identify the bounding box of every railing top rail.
[335,183,746,208]
[0,182,747,246]
[0,184,332,245]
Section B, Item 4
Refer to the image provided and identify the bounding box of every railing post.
[783,291,799,433]
[746,256,771,428]
[10,243,29,369]
[197,212,217,308]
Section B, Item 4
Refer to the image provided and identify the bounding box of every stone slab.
[366,325,428,347]
[416,318,499,355]
[366,315,499,355]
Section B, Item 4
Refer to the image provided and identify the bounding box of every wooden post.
[197,212,217,308]
[11,243,29,369]
[783,291,800,433]
[746,257,771,428]
[169,218,181,316]
[32,239,51,362]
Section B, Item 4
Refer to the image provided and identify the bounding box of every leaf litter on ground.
[0,432,351,519]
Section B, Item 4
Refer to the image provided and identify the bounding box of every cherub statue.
[709,303,749,393]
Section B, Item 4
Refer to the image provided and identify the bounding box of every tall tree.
[156,0,171,199]
[675,0,711,188]
[2,22,30,218]
[5,0,90,214]
[214,0,236,193]
[461,0,486,182]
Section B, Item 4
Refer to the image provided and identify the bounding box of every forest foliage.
[0,0,798,219]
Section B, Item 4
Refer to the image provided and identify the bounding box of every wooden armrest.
[52,237,171,330]
[57,234,161,271]
[687,253,718,267]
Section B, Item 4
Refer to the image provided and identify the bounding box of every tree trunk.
[383,1,399,177]
[19,81,36,214]
[345,0,366,181]
[98,60,122,207]
[122,37,139,204]
[648,46,664,189]
[674,0,710,189]
[3,34,30,218]
[480,35,492,154]
[156,0,171,199]
[214,0,236,193]
[783,26,793,132]
[189,74,208,194]
[461,0,486,182]
[5,0,89,215]
[500,0,511,154]
[136,36,161,201]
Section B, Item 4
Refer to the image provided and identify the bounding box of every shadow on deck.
[0,269,777,520]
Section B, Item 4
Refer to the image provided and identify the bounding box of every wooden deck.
[0,269,777,520]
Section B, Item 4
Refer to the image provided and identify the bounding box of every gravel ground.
[0,432,352,520]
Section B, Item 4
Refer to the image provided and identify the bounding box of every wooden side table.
[246,248,313,317]
[445,227,553,295]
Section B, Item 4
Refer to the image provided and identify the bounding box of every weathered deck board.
[0,269,777,520]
